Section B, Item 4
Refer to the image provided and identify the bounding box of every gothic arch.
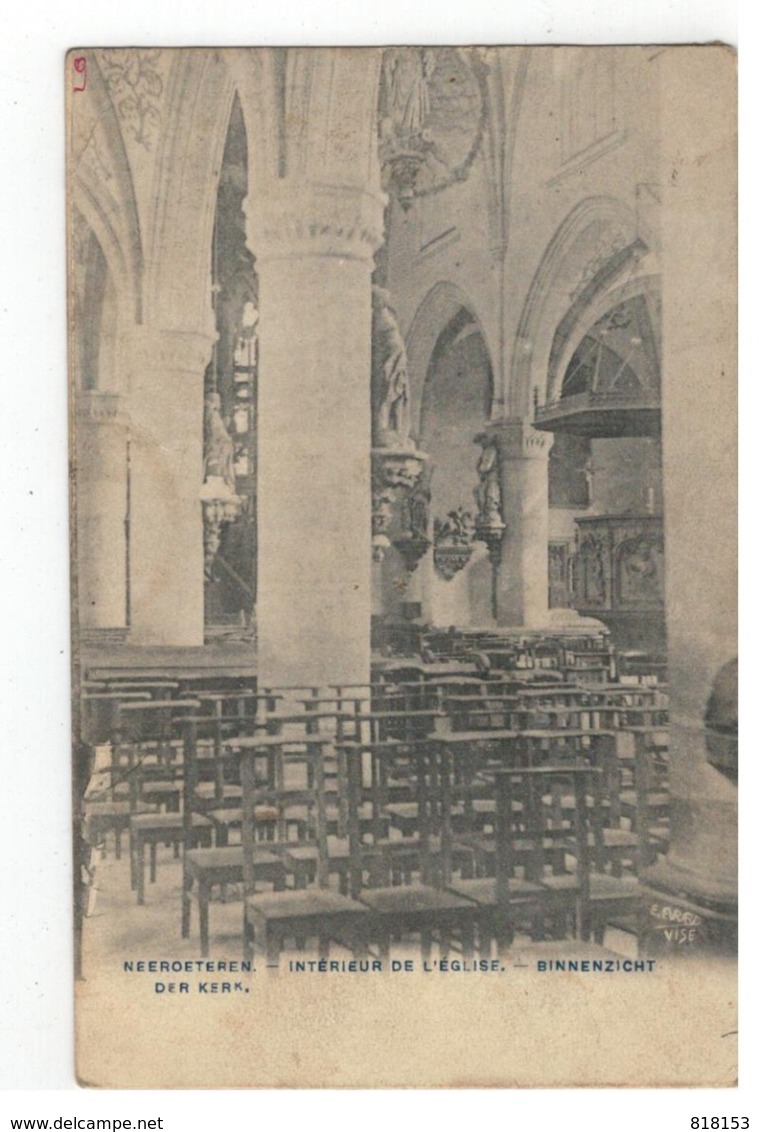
[70,54,143,326]
[547,271,661,405]
[406,280,494,442]
[145,52,243,337]
[508,196,639,418]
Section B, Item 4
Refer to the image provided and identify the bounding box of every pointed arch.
[406,280,494,441]
[70,53,143,325]
[508,196,640,418]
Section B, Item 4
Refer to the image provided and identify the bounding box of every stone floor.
[81,834,637,976]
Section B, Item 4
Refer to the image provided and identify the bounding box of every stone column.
[643,47,737,938]
[246,183,385,688]
[74,391,128,629]
[487,419,553,628]
[124,327,215,647]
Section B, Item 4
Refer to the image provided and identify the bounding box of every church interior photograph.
[69,46,737,971]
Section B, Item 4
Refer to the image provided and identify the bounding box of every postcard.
[68,45,737,1087]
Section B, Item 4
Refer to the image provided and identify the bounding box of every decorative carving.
[203,391,236,490]
[98,49,164,150]
[369,286,428,561]
[372,287,412,449]
[245,185,385,263]
[200,392,241,580]
[473,436,506,563]
[548,541,573,609]
[370,448,427,562]
[394,479,432,573]
[474,442,501,525]
[378,48,489,210]
[570,229,630,302]
[617,534,664,607]
[433,507,476,580]
[371,472,396,561]
[75,391,126,425]
[79,131,115,193]
[575,534,607,606]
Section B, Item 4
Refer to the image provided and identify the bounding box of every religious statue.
[407,479,431,539]
[203,390,236,491]
[584,457,595,507]
[475,442,502,525]
[372,286,412,449]
[382,48,436,140]
[434,507,475,547]
[619,537,662,603]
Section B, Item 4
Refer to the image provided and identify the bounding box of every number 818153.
[691,1120,749,1128]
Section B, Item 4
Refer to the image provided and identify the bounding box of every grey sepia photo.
[68,45,737,1087]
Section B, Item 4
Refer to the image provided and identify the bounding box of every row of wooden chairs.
[79,672,669,961]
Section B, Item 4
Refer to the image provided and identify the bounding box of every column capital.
[245,181,387,264]
[476,418,554,460]
[121,325,217,378]
[74,390,128,425]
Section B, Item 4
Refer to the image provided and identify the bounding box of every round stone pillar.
[487,420,553,628]
[641,45,737,945]
[246,183,385,688]
[124,327,215,646]
[74,391,128,629]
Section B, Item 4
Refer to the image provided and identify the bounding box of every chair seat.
[283,837,350,863]
[186,846,281,872]
[142,781,181,795]
[446,877,543,904]
[589,874,641,899]
[207,805,280,826]
[357,884,476,915]
[131,812,211,832]
[374,834,470,858]
[84,800,155,817]
[245,889,368,920]
[457,832,570,855]
[471,799,496,815]
[195,783,243,800]
[591,829,639,849]
[619,790,669,808]
[539,873,582,893]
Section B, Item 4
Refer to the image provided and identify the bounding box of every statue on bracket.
[473,435,506,563]
[372,286,412,450]
[433,507,476,581]
[203,390,237,491]
[475,441,502,525]
[382,48,436,140]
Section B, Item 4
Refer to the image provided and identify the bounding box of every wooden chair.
[125,701,212,903]
[80,691,155,860]
[342,738,481,960]
[240,735,371,963]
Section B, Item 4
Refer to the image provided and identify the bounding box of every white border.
[1,2,751,1127]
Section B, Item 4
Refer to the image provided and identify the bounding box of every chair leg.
[243,910,253,963]
[460,920,475,960]
[136,837,145,905]
[266,928,280,967]
[149,842,158,884]
[199,881,210,958]
[181,869,192,939]
[129,836,138,891]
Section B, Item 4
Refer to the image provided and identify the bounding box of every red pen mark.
[73,56,86,92]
